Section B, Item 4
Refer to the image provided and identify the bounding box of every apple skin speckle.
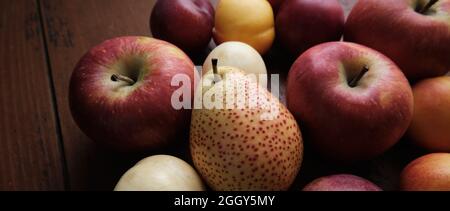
[303,174,382,191]
[69,36,194,152]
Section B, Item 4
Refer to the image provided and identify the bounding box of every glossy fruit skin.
[114,155,206,191]
[287,42,414,163]
[345,0,450,81]
[202,41,267,79]
[408,76,450,152]
[190,67,303,191]
[276,0,345,56]
[150,0,214,53]
[213,0,275,54]
[303,174,382,191]
[69,37,195,152]
[400,153,450,191]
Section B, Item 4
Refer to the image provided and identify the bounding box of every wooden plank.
[39,0,160,190]
[40,0,415,191]
[0,0,65,190]
[38,0,359,191]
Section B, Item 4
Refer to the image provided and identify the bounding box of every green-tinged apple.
[202,41,268,88]
[303,174,382,191]
[69,36,195,152]
[190,62,303,191]
[408,76,450,152]
[287,42,414,163]
[150,0,214,53]
[345,0,450,81]
[401,153,450,191]
[114,155,205,191]
[276,0,345,56]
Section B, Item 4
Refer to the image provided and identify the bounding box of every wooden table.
[0,0,425,191]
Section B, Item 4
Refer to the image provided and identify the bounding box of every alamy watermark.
[170,67,281,121]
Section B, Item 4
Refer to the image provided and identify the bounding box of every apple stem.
[349,66,370,88]
[111,74,135,85]
[420,0,438,13]
[212,58,219,84]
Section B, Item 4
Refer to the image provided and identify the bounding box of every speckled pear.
[190,64,303,191]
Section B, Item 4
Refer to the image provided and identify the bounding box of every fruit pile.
[69,0,450,191]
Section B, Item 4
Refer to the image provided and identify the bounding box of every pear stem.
[111,74,135,85]
[420,0,438,14]
[349,66,370,88]
[212,58,219,84]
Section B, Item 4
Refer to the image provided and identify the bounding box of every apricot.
[213,0,275,54]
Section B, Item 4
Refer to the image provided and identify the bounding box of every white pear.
[114,155,205,191]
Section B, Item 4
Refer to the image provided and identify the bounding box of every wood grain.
[0,0,65,190]
[39,0,158,190]
[36,0,364,191]
[36,0,422,191]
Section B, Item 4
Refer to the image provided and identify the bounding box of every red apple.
[345,0,450,81]
[287,42,414,163]
[400,153,450,191]
[276,0,345,56]
[408,76,450,152]
[150,0,214,53]
[69,36,195,152]
[268,0,284,14]
[303,174,382,191]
